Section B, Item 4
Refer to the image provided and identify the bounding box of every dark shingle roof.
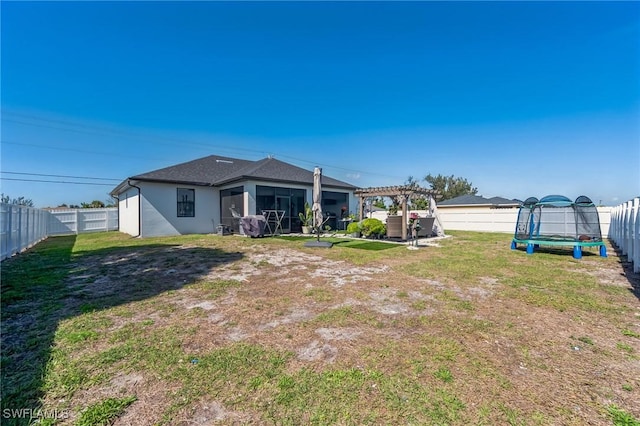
[122,155,356,190]
[439,194,519,206]
[130,155,253,185]
[487,196,520,205]
[438,194,492,206]
[217,157,356,188]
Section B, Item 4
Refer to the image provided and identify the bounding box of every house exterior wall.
[116,179,356,237]
[118,187,140,236]
[138,182,219,237]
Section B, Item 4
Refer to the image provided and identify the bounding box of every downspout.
[128,179,142,238]
[112,193,120,232]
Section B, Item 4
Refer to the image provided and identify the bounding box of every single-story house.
[437,194,521,210]
[436,194,521,233]
[110,155,358,237]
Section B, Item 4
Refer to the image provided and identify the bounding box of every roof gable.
[131,155,254,185]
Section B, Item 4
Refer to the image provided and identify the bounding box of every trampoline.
[511,195,607,259]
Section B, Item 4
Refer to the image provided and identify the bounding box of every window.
[177,188,195,217]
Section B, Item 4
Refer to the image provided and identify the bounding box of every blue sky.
[2,1,638,208]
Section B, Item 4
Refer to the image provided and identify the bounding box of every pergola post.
[359,196,364,221]
[401,196,408,241]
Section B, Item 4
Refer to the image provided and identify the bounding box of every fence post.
[610,205,616,241]
[624,201,630,255]
[633,198,640,273]
[614,205,621,242]
[4,204,13,257]
[629,199,636,265]
[16,206,23,256]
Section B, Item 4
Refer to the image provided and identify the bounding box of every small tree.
[401,176,429,210]
[1,193,34,207]
[410,197,429,210]
[424,174,478,202]
[81,200,106,208]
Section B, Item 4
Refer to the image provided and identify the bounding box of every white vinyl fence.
[1,204,118,261]
[609,198,640,273]
[0,204,50,262]
[48,208,118,236]
[368,207,612,236]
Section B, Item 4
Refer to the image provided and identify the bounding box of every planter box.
[386,215,403,238]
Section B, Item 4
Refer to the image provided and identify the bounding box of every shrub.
[360,218,386,238]
[346,222,361,234]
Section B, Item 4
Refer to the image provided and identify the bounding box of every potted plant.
[298,202,313,234]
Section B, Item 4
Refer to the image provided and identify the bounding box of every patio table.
[261,210,285,235]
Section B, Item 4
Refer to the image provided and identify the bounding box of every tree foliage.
[371,197,386,209]
[424,174,478,202]
[403,176,429,209]
[1,193,34,207]
[81,200,106,208]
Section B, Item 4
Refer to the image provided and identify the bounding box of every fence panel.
[0,203,50,261]
[48,208,118,236]
[1,206,119,261]
[609,198,640,273]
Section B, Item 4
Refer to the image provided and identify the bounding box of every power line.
[1,111,412,182]
[0,177,115,186]
[0,140,169,162]
[1,114,269,157]
[1,171,121,181]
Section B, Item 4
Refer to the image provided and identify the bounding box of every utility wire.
[3,139,407,182]
[2,116,269,157]
[0,177,115,186]
[1,171,121,181]
[2,111,411,181]
[0,140,169,162]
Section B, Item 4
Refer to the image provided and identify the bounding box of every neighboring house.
[110,155,357,237]
[437,194,521,233]
[437,194,521,209]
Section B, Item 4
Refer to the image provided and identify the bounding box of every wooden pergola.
[355,185,440,241]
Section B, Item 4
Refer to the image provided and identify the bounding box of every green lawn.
[1,231,638,425]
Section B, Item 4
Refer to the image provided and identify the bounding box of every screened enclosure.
[511,195,606,259]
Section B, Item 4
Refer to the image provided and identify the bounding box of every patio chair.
[229,207,242,233]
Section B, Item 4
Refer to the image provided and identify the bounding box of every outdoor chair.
[229,207,242,233]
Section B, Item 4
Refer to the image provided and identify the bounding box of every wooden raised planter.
[386,215,403,239]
